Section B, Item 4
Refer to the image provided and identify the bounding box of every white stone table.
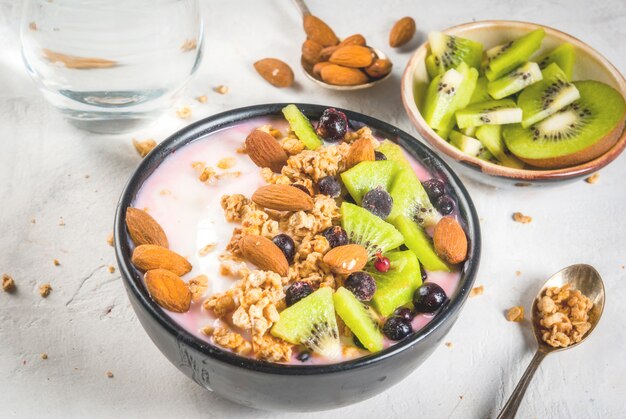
[1,0,625,417]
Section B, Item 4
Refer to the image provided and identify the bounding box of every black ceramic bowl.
[114,103,481,411]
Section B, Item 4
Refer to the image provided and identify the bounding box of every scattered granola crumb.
[459,395,464,400]
[29,21,37,30]
[198,243,216,256]
[58,217,66,226]
[41,353,48,360]
[214,85,229,94]
[2,274,15,293]
[199,166,217,183]
[445,342,453,348]
[515,270,522,277]
[180,39,197,51]
[585,173,600,184]
[217,157,236,169]
[216,171,242,180]
[236,144,247,154]
[200,325,214,336]
[39,283,52,298]
[189,275,209,301]
[159,189,171,196]
[106,371,114,378]
[53,259,60,266]
[470,285,484,297]
[176,106,192,119]
[132,138,157,158]
[108,266,115,274]
[84,174,90,179]
[106,232,114,247]
[196,95,208,103]
[31,218,36,224]
[506,306,525,322]
[512,212,532,224]
[622,265,625,270]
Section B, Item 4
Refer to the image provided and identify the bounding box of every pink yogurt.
[133,116,461,364]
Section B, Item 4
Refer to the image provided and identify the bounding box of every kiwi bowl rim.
[401,19,626,183]
[115,103,481,375]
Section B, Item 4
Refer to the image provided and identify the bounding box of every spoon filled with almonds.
[497,264,605,419]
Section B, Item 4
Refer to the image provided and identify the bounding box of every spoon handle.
[292,0,311,16]
[497,350,547,419]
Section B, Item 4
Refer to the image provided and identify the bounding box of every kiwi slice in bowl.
[536,43,575,81]
[428,32,483,72]
[487,61,543,100]
[455,99,522,129]
[485,29,544,81]
[503,80,626,168]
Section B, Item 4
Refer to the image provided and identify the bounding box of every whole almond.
[319,46,338,62]
[245,129,288,172]
[302,39,323,64]
[321,64,369,86]
[239,235,289,276]
[323,244,368,274]
[339,34,367,47]
[433,217,468,265]
[346,137,375,169]
[329,45,374,68]
[132,244,192,276]
[303,15,339,47]
[252,184,314,211]
[145,269,191,313]
[313,61,332,78]
[253,58,294,88]
[389,17,416,47]
[125,207,169,248]
[365,58,393,78]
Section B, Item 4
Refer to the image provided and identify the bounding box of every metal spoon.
[497,264,605,419]
[293,0,392,91]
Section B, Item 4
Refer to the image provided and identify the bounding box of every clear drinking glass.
[20,0,203,134]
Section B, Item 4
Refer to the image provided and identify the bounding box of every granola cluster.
[536,284,593,348]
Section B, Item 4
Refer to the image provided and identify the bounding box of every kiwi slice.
[428,32,483,72]
[426,54,440,79]
[469,76,491,105]
[450,130,487,157]
[487,62,543,100]
[460,125,477,136]
[478,149,495,162]
[455,99,523,129]
[475,125,525,168]
[422,67,465,130]
[341,160,400,204]
[483,41,514,70]
[435,120,455,140]
[377,140,411,170]
[282,104,323,150]
[341,202,404,257]
[503,80,626,168]
[536,43,575,81]
[392,215,449,272]
[485,29,545,81]
[368,250,422,317]
[271,287,340,358]
[334,287,384,352]
[518,63,580,128]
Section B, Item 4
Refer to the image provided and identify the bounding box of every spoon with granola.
[497,264,605,419]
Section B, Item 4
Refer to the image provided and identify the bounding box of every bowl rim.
[114,103,481,375]
[401,19,626,182]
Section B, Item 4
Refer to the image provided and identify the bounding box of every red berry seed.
[374,251,390,273]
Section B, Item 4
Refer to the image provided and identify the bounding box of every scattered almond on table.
[253,58,294,88]
[389,16,416,47]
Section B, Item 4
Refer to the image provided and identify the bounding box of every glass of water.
[20,0,203,134]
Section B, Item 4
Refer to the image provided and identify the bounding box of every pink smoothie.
[133,116,462,364]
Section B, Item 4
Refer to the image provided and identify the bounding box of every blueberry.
[272,234,295,263]
[285,281,313,306]
[345,272,376,301]
[361,187,393,219]
[374,151,387,161]
[291,183,311,196]
[321,226,348,248]
[435,195,455,215]
[296,350,311,362]
[383,317,412,341]
[316,108,348,142]
[413,282,447,313]
[423,179,445,200]
[393,307,415,322]
[353,335,366,350]
[317,176,341,198]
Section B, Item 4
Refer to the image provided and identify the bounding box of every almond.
[322,244,368,274]
[329,45,374,68]
[365,58,393,78]
[131,244,192,276]
[253,58,294,88]
[389,17,416,47]
[125,207,169,248]
[239,235,289,276]
[245,129,288,172]
[339,34,366,47]
[346,137,375,169]
[313,61,332,78]
[251,184,314,211]
[320,64,369,86]
[303,15,339,47]
[433,217,468,265]
[145,269,191,313]
[319,46,338,62]
[302,39,323,64]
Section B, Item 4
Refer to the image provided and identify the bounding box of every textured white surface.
[1,0,626,417]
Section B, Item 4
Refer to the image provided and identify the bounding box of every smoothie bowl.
[114,103,480,411]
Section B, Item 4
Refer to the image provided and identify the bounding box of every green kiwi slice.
[368,250,422,317]
[341,160,400,204]
[503,80,626,168]
[487,62,543,100]
[422,67,466,130]
[282,104,323,150]
[518,63,580,128]
[426,54,440,79]
[334,287,384,352]
[536,43,575,81]
[469,76,491,105]
[428,32,483,72]
[475,125,525,168]
[341,202,404,257]
[485,29,545,81]
[271,287,340,358]
[392,215,449,272]
[455,99,522,129]
[450,130,487,157]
